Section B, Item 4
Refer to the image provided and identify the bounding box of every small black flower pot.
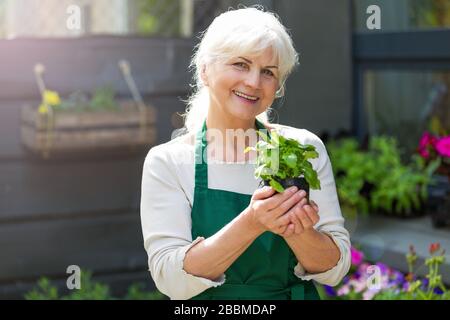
[263,177,310,201]
[427,174,450,228]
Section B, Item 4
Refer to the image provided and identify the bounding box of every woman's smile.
[232,90,260,105]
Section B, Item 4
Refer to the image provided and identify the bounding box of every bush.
[327,136,439,216]
[321,243,450,300]
[24,271,166,300]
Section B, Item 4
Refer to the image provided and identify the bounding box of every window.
[353,0,450,33]
[0,0,244,39]
[363,70,450,155]
[352,0,450,158]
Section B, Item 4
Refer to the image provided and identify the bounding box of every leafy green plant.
[322,243,450,300]
[89,85,120,111]
[46,85,120,113]
[369,136,439,215]
[124,283,166,300]
[24,270,166,300]
[374,243,449,300]
[244,129,321,193]
[327,136,440,216]
[24,277,59,300]
[326,139,372,216]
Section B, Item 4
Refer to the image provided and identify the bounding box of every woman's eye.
[234,62,247,69]
[262,69,274,77]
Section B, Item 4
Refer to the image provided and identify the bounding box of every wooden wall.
[0,36,193,299]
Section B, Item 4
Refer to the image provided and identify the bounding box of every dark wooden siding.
[0,36,193,299]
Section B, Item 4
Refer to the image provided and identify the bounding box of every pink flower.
[419,133,431,149]
[418,132,438,159]
[337,285,350,296]
[435,136,450,158]
[351,247,364,266]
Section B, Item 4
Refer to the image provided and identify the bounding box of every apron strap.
[194,119,208,188]
[194,118,272,189]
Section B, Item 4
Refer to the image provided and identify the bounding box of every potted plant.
[21,62,157,158]
[319,243,450,300]
[416,119,450,227]
[327,136,438,218]
[244,129,321,200]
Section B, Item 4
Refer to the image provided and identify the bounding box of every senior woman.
[140,7,351,300]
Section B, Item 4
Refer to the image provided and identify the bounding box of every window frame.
[352,29,450,141]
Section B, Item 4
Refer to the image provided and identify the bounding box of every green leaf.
[269,179,284,192]
[283,153,297,168]
[244,146,254,153]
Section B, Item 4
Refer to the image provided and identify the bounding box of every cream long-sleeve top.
[140,123,351,300]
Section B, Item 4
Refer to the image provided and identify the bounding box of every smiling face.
[202,47,280,126]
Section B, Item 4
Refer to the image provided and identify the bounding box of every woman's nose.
[244,70,261,89]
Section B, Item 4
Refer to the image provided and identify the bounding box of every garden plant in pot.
[417,119,450,227]
[244,129,321,201]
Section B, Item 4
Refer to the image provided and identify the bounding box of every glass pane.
[363,70,450,157]
[353,0,450,33]
[0,0,242,39]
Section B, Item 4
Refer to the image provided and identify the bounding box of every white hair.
[174,6,299,138]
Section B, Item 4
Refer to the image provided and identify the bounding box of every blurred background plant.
[38,84,120,115]
[318,243,450,300]
[417,117,450,178]
[327,135,439,217]
[24,270,166,300]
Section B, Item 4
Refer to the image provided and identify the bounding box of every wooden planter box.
[20,101,157,158]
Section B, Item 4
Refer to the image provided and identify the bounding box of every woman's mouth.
[233,90,259,104]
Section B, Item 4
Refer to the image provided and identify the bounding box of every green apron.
[190,118,320,300]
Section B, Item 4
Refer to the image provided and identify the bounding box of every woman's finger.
[252,186,276,201]
[310,200,319,212]
[303,204,320,225]
[295,205,314,229]
[281,223,295,237]
[289,211,304,234]
[266,186,300,211]
[284,197,307,233]
[270,189,306,218]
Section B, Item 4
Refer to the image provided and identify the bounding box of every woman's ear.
[200,65,209,86]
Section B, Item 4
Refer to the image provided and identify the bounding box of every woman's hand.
[245,185,305,235]
[280,195,320,238]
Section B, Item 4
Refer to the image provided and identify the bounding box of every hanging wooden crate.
[20,100,157,158]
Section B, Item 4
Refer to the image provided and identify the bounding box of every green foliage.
[136,0,181,37]
[327,135,439,216]
[89,85,120,111]
[244,129,321,193]
[124,283,166,300]
[57,85,120,113]
[24,271,166,300]
[24,277,59,300]
[375,244,448,300]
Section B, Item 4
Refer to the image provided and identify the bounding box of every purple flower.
[375,262,389,275]
[402,282,410,291]
[391,271,405,286]
[324,285,336,297]
[421,278,429,291]
[434,287,444,295]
